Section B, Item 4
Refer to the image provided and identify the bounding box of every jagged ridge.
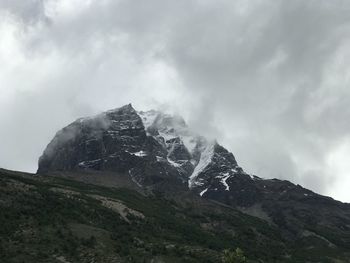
[38,104,247,193]
[38,104,350,249]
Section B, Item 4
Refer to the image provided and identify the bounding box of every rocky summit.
[38,104,247,191]
[35,104,350,261]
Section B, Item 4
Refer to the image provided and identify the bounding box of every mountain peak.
[38,104,338,207]
[37,105,247,193]
[36,104,350,250]
[107,103,135,113]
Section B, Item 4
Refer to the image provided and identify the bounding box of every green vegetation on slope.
[0,169,349,263]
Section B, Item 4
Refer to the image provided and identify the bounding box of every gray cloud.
[0,0,48,25]
[1,0,350,202]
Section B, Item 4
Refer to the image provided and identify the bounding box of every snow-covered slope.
[38,104,253,196]
[138,110,235,190]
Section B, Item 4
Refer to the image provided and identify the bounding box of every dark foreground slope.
[1,168,350,263]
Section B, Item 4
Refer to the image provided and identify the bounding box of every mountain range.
[1,104,350,262]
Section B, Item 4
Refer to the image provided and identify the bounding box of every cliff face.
[38,104,350,248]
[38,104,245,190]
[38,104,183,187]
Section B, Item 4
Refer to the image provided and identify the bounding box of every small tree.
[222,248,247,263]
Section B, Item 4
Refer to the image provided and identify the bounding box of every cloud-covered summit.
[1,0,350,202]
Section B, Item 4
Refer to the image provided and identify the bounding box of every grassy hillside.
[0,169,349,263]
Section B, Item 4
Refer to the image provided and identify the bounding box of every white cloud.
[326,139,350,202]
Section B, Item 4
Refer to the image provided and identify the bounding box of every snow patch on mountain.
[138,110,199,152]
[78,159,102,168]
[128,150,148,157]
[167,157,181,167]
[216,172,231,191]
[189,143,215,188]
[138,110,217,188]
[200,188,208,197]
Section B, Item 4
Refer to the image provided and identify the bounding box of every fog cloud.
[1,0,350,202]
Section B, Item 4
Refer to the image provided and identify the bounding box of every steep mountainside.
[38,104,248,192]
[35,104,350,261]
[2,168,350,263]
[0,168,288,263]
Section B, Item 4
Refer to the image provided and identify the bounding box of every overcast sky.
[1,0,350,202]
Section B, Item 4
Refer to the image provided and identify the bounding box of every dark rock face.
[38,104,350,244]
[38,104,183,187]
